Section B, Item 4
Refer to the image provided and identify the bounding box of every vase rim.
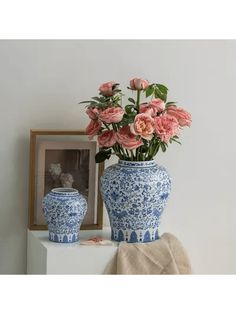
[118,159,156,167]
[51,188,79,194]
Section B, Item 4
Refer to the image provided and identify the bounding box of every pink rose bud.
[115,126,143,150]
[98,81,117,97]
[86,107,100,120]
[130,113,155,140]
[85,119,102,139]
[98,130,116,148]
[154,114,179,143]
[167,106,192,127]
[140,98,165,117]
[129,78,149,90]
[99,107,125,124]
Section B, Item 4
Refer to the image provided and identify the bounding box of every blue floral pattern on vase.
[42,188,87,243]
[100,160,171,243]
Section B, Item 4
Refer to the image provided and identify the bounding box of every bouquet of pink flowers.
[80,78,192,163]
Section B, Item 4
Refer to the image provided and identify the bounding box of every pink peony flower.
[140,98,165,117]
[98,130,116,148]
[99,107,125,124]
[85,119,102,139]
[154,114,179,143]
[167,105,192,127]
[99,81,116,97]
[130,78,149,90]
[130,113,155,140]
[115,126,143,150]
[86,107,100,120]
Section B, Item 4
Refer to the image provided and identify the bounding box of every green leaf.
[128,98,136,104]
[112,84,120,90]
[125,105,136,115]
[154,90,165,101]
[152,143,160,156]
[91,97,102,101]
[140,145,148,153]
[152,84,168,102]
[166,102,177,108]
[166,102,177,105]
[156,84,168,94]
[95,149,112,163]
[145,86,154,98]
[171,138,181,145]
[160,142,167,152]
[79,101,94,104]
[121,114,134,125]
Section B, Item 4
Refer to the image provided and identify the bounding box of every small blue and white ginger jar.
[42,188,87,243]
[100,160,171,243]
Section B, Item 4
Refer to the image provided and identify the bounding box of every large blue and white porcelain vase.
[42,188,87,243]
[100,160,171,243]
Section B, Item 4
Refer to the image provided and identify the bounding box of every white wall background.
[0,40,235,274]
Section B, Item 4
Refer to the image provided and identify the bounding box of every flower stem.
[131,150,134,161]
[136,90,141,112]
[103,122,110,130]
[112,123,117,131]
[135,147,140,160]
[125,149,130,160]
[118,144,129,160]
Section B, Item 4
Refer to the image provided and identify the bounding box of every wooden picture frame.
[28,129,104,230]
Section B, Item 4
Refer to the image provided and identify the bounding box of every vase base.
[111,228,159,243]
[49,231,79,243]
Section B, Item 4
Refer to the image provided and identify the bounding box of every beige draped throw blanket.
[104,233,192,274]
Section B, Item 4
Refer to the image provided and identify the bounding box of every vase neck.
[118,160,156,168]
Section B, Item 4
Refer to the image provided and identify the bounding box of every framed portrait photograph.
[28,130,104,230]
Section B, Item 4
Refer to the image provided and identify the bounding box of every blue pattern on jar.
[100,160,171,243]
[42,188,87,243]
